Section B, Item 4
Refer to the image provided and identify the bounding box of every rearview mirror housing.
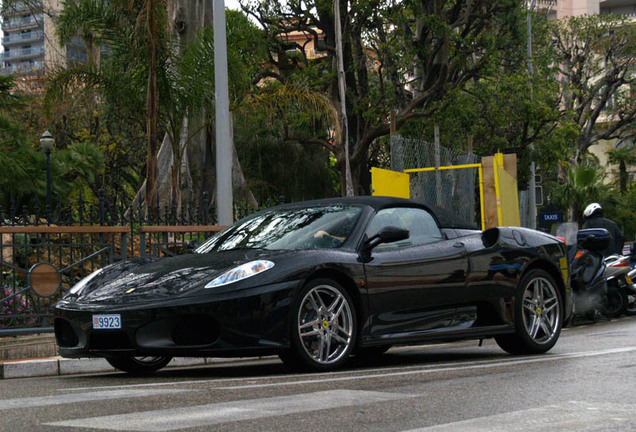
[364,226,410,251]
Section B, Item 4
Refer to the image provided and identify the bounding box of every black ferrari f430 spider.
[54,196,571,373]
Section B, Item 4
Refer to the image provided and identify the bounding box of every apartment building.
[536,0,636,18]
[1,0,85,76]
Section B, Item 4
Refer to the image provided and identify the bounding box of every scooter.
[603,254,632,318]
[556,223,610,324]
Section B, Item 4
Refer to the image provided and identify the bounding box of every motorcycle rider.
[582,202,624,257]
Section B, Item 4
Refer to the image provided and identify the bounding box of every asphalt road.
[1,316,635,431]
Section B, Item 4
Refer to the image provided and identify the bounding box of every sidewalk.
[0,333,251,380]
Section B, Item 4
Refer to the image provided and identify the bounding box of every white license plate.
[92,314,122,329]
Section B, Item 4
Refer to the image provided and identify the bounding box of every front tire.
[280,278,356,371]
[106,356,172,374]
[496,269,562,354]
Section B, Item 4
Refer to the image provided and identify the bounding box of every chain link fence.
[391,135,478,227]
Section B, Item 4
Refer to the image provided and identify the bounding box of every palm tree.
[51,0,169,212]
[607,144,636,195]
[48,4,336,212]
[549,162,611,226]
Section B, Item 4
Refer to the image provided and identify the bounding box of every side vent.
[482,227,500,248]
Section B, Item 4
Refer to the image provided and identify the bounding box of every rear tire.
[605,283,628,318]
[496,269,562,354]
[106,356,172,374]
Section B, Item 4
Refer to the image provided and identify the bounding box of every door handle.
[453,242,465,248]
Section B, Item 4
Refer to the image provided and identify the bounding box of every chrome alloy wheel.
[297,284,354,365]
[131,356,168,366]
[106,355,172,373]
[521,276,561,344]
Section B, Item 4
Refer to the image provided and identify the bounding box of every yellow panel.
[496,159,521,226]
[481,156,498,229]
[370,167,410,199]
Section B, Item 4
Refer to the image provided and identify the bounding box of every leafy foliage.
[0,75,45,206]
[547,161,612,226]
[240,0,524,193]
[0,285,35,327]
[551,14,636,156]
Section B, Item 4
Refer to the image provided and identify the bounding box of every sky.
[226,0,241,10]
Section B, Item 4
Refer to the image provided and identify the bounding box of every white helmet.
[583,202,602,218]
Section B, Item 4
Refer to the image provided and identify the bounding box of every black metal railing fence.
[0,190,286,335]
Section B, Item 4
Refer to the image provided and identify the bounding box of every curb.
[0,356,260,380]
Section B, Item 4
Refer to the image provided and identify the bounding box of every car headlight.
[68,268,104,296]
[205,260,274,289]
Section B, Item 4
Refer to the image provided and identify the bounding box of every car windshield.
[196,205,363,253]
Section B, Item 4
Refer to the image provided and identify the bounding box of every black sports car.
[54,196,571,373]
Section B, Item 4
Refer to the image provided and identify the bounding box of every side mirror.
[577,228,609,252]
[364,226,410,251]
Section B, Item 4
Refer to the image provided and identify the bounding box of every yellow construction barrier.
[370,153,519,231]
[493,153,520,227]
[482,153,520,228]
[370,167,410,199]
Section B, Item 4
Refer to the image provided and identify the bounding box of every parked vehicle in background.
[604,254,632,318]
[556,223,609,323]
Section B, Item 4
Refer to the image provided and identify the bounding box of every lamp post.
[40,130,55,218]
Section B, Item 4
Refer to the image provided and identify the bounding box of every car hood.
[67,249,284,304]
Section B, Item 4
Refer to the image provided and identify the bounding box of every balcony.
[0,62,44,76]
[1,46,45,62]
[2,30,45,46]
[600,0,636,6]
[600,2,636,17]
[1,14,42,32]
[536,0,557,8]
[2,1,43,17]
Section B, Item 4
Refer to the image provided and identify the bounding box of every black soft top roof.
[274,196,478,230]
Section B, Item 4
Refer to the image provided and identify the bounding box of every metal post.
[40,131,55,221]
[213,0,233,225]
[434,124,442,207]
[45,148,52,219]
[527,1,537,229]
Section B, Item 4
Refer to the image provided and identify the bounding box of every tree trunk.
[166,0,256,213]
[144,0,159,213]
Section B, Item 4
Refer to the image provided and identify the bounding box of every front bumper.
[54,281,297,358]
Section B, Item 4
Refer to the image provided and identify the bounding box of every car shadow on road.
[63,343,514,381]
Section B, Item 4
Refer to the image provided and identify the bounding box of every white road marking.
[46,389,413,431]
[0,389,192,411]
[60,346,636,393]
[212,346,636,390]
[402,401,636,432]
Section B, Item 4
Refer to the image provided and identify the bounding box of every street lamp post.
[40,130,55,219]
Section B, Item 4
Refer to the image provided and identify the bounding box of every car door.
[362,207,468,341]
